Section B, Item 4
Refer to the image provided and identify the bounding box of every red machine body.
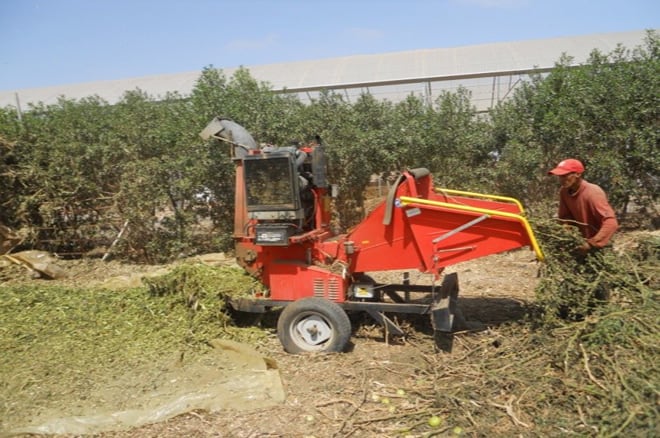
[232,153,542,303]
[200,117,543,353]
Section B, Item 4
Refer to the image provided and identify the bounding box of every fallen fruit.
[452,426,463,435]
[396,388,406,396]
[428,415,442,427]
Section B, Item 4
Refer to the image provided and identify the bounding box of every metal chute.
[199,117,258,158]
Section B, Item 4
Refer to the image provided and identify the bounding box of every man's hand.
[576,241,591,256]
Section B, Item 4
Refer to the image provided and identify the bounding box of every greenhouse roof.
[0,29,653,111]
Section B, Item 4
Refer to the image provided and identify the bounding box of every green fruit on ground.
[428,415,442,427]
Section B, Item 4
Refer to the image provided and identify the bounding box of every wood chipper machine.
[200,117,544,353]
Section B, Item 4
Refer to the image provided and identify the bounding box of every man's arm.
[587,216,618,248]
[585,186,619,248]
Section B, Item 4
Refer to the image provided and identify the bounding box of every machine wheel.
[277,297,352,354]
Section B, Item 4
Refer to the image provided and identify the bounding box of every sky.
[0,0,658,91]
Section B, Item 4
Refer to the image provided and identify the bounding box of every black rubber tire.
[277,297,351,354]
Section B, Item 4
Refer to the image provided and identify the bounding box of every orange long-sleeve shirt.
[558,180,618,248]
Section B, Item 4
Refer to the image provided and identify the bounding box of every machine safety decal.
[405,208,421,217]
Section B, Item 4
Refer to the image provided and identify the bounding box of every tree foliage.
[489,31,659,211]
[0,32,657,261]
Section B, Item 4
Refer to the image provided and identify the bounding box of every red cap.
[548,158,585,175]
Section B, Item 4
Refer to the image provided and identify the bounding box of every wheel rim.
[290,312,334,351]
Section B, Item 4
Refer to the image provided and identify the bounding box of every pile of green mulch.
[143,263,266,344]
[0,263,266,432]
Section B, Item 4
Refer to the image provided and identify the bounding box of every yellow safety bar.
[434,187,525,213]
[399,196,544,261]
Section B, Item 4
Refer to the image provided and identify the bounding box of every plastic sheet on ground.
[4,340,284,437]
[1,250,68,279]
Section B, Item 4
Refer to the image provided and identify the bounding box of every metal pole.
[432,214,490,244]
[425,81,432,107]
[14,93,23,123]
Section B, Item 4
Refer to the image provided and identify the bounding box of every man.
[548,158,618,255]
